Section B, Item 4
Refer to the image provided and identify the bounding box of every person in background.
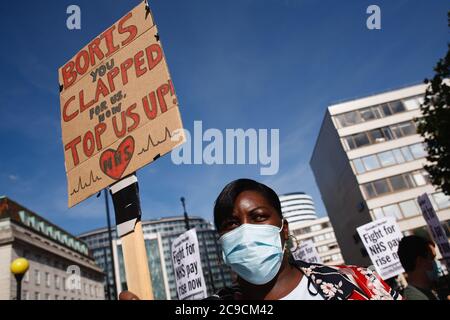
[398,235,440,300]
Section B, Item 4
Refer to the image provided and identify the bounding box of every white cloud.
[8,174,19,182]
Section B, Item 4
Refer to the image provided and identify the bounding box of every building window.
[34,292,40,300]
[22,290,29,300]
[403,95,423,110]
[371,197,424,220]
[399,200,420,218]
[362,170,429,199]
[45,272,50,287]
[378,150,396,167]
[389,175,409,192]
[382,204,402,220]
[432,192,450,210]
[353,132,370,148]
[45,293,51,300]
[35,270,40,285]
[410,143,427,159]
[362,155,380,171]
[23,270,29,283]
[55,275,60,290]
[335,97,420,128]
[342,120,417,151]
[373,208,384,219]
[373,180,390,196]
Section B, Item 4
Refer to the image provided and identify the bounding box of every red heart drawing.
[99,136,135,180]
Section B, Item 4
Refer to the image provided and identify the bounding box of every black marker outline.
[137,126,173,155]
[70,170,102,196]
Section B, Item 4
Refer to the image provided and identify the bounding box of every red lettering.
[65,136,82,166]
[101,25,120,57]
[118,13,137,46]
[145,44,163,70]
[94,123,107,150]
[79,90,95,113]
[120,58,133,86]
[126,103,140,132]
[157,83,170,113]
[112,112,127,138]
[134,51,147,78]
[88,38,105,66]
[61,61,76,89]
[75,50,90,76]
[63,96,78,122]
[83,131,95,158]
[142,92,158,120]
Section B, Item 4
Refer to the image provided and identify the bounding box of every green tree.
[417,12,450,196]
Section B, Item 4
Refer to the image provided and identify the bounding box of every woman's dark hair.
[398,235,434,272]
[213,179,282,230]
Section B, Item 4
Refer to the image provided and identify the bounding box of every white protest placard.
[291,239,322,264]
[171,229,207,300]
[357,217,404,280]
[417,193,450,269]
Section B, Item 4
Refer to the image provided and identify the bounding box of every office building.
[279,192,317,224]
[310,83,450,266]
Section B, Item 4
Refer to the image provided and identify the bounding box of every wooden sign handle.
[121,220,153,299]
[110,174,153,300]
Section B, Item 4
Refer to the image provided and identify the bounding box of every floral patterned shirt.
[208,257,403,300]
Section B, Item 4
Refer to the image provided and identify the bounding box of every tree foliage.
[417,12,450,196]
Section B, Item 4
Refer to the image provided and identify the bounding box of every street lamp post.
[180,197,190,231]
[10,258,29,300]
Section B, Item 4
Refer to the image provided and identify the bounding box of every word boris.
[61,12,138,90]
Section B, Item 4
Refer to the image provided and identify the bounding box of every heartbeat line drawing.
[70,170,102,196]
[137,126,174,155]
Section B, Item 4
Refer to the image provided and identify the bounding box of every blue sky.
[0,0,448,236]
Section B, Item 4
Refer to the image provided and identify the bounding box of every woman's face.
[218,190,288,243]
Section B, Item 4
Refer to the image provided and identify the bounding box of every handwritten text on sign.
[418,193,450,269]
[291,240,322,264]
[59,1,185,207]
[357,217,404,280]
[171,229,207,300]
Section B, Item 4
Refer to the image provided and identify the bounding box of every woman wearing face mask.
[207,179,402,300]
[120,179,402,300]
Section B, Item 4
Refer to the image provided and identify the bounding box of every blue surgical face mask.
[219,221,285,285]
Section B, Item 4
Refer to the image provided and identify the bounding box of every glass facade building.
[79,216,233,300]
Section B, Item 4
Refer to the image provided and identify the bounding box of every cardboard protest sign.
[357,217,404,280]
[291,239,322,264]
[418,193,450,269]
[171,229,207,300]
[59,1,185,207]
